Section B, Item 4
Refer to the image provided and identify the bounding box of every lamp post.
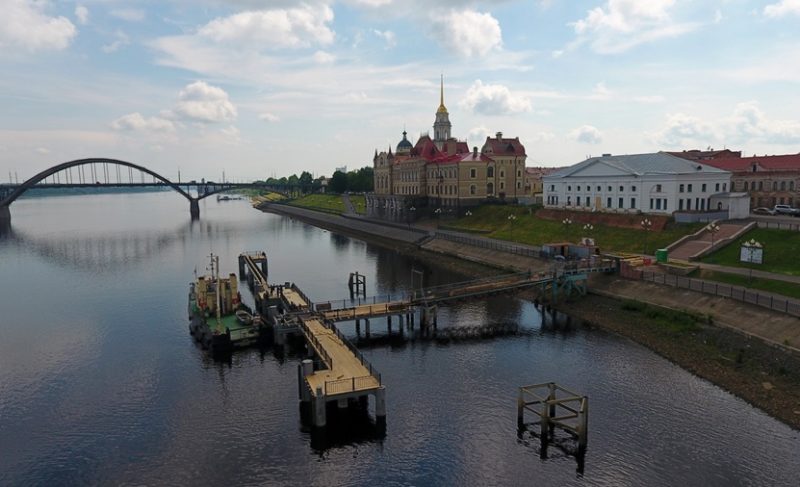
[706,222,720,262]
[641,218,652,255]
[434,207,442,229]
[744,238,762,285]
[508,214,517,241]
[562,218,572,242]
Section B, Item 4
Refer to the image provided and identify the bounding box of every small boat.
[236,309,253,325]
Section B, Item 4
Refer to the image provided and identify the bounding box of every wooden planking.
[302,318,379,397]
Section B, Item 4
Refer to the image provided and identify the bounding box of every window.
[781,181,787,191]
[517,181,522,189]
[500,170,505,178]
[663,199,667,211]
[791,181,795,191]
[743,181,749,191]
[549,184,554,191]
[597,185,601,191]
[619,185,624,192]
[656,199,662,210]
[518,170,522,178]
[567,185,572,191]
[500,182,505,190]
[656,184,662,192]
[679,199,684,210]
[723,183,727,191]
[687,184,693,193]
[630,198,636,209]
[607,197,612,208]
[567,196,572,205]
[470,168,477,179]
[715,183,720,192]
[470,184,476,195]
[608,186,612,192]
[632,186,637,192]
[773,181,778,191]
[577,196,581,206]
[488,182,494,195]
[618,197,623,208]
[679,184,684,193]
[759,181,763,190]
[701,183,707,192]
[650,198,654,210]
[585,198,590,207]
[687,199,692,210]
[577,185,581,191]
[488,167,494,177]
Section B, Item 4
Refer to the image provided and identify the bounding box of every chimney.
[602,153,611,157]
[473,146,478,158]
[496,131,503,140]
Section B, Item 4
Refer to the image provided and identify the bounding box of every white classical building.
[542,153,733,214]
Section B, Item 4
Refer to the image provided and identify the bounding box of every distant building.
[667,149,742,161]
[368,76,527,218]
[523,166,562,204]
[699,153,800,208]
[543,153,732,214]
[335,166,347,174]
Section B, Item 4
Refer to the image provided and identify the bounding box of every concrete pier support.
[0,205,9,223]
[375,386,386,419]
[298,359,314,402]
[189,198,200,219]
[365,319,370,337]
[314,386,327,427]
[238,255,246,279]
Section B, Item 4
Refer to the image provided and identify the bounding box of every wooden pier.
[517,382,589,461]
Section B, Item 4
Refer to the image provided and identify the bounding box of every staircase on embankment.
[667,221,753,261]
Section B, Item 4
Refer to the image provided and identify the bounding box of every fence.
[756,220,800,232]
[436,231,541,257]
[298,319,332,369]
[637,269,800,317]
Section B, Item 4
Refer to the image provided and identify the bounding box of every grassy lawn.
[691,269,800,300]
[619,300,704,335]
[700,228,800,276]
[350,194,366,214]
[443,205,703,254]
[287,194,345,214]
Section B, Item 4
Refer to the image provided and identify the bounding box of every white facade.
[543,153,732,215]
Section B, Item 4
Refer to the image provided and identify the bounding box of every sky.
[1,0,800,182]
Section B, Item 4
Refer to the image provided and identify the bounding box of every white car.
[773,204,800,216]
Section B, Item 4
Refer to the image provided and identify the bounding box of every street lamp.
[744,238,762,285]
[562,218,572,242]
[706,222,720,262]
[434,207,442,229]
[407,206,416,230]
[508,214,517,241]
[641,218,652,255]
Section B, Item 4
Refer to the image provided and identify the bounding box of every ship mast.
[214,254,221,325]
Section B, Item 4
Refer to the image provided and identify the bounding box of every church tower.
[433,75,451,150]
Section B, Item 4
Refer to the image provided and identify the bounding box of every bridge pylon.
[190,198,200,219]
[0,205,9,222]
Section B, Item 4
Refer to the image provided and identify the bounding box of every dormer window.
[752,165,757,172]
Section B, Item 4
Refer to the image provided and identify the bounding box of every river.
[0,192,797,486]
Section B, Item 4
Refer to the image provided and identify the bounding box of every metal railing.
[637,270,800,318]
[298,319,332,369]
[436,230,541,257]
[756,220,800,232]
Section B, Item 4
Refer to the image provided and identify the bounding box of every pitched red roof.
[701,154,800,172]
[482,136,526,156]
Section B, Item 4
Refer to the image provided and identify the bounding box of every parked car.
[773,204,800,216]
[753,207,776,215]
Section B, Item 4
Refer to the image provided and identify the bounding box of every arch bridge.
[0,158,285,222]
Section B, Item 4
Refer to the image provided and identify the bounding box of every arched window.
[781,181,787,191]
[743,181,749,191]
[470,184,476,195]
[487,182,494,195]
[487,166,494,177]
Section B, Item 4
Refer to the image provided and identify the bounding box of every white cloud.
[764,0,800,18]
[259,113,280,123]
[571,125,603,144]
[110,9,146,22]
[431,9,502,58]
[651,102,800,148]
[650,112,716,147]
[312,50,336,64]
[460,80,531,115]
[570,0,698,54]
[111,113,176,132]
[35,147,50,155]
[198,5,335,48]
[532,131,556,142]
[219,125,241,144]
[371,29,396,48]
[169,81,237,123]
[468,125,491,145]
[0,0,77,52]
[102,30,130,53]
[590,82,612,100]
[75,5,89,25]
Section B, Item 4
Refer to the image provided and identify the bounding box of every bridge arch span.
[0,158,193,208]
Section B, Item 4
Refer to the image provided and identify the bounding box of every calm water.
[1,193,798,486]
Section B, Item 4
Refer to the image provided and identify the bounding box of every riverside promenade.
[255,200,799,354]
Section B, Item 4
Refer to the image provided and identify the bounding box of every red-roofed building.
[368,77,528,218]
[700,154,800,208]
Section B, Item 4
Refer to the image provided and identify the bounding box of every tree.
[330,170,348,193]
[299,171,313,193]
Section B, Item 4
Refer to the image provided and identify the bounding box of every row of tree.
[257,167,373,194]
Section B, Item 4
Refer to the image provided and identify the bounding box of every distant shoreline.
[16,186,172,199]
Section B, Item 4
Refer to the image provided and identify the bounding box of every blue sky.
[2,0,800,182]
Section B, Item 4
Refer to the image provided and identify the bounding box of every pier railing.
[298,319,333,369]
[435,230,541,257]
[322,319,381,395]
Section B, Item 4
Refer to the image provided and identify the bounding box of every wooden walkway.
[299,317,381,397]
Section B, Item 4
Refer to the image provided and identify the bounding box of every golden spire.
[437,74,448,114]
